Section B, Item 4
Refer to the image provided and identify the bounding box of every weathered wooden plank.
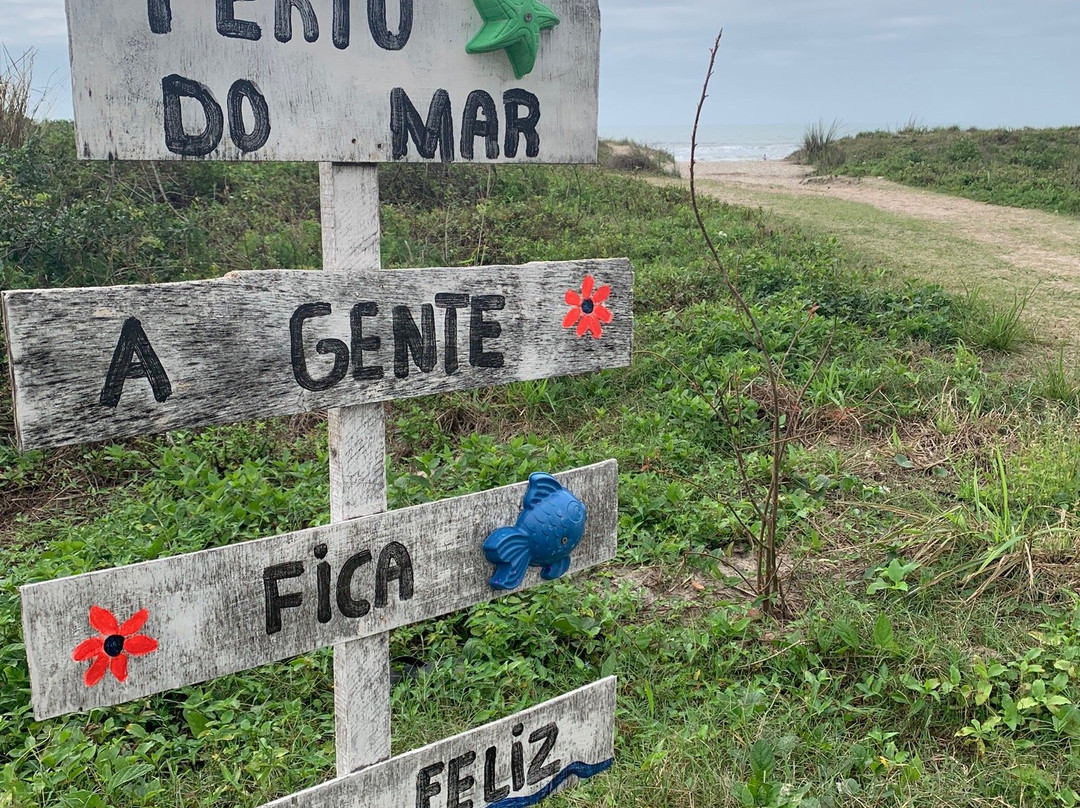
[3,259,633,449]
[65,0,599,163]
[21,461,617,720]
[321,161,392,776]
[261,677,616,808]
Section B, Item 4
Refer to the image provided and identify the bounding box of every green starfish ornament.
[466,0,561,80]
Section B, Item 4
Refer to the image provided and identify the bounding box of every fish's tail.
[483,527,532,590]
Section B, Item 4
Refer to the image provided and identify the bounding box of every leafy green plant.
[858,728,923,787]
[867,557,921,595]
[733,738,818,808]
[956,715,1001,755]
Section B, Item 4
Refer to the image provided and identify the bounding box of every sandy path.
[681,160,1080,349]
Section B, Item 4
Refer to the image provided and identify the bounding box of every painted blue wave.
[487,758,614,808]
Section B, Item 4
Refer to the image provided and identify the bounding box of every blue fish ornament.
[484,473,588,590]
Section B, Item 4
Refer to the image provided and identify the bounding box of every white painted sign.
[2,259,633,449]
[21,461,617,720]
[261,677,616,808]
[64,0,599,162]
[27,5,618,804]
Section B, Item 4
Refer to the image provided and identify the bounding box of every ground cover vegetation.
[596,139,679,177]
[3,117,1080,806]
[796,123,1080,217]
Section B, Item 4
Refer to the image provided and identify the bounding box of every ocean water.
[599,123,805,162]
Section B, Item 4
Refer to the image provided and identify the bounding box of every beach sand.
[679,159,813,189]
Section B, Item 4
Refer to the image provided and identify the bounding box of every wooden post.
[319,162,391,775]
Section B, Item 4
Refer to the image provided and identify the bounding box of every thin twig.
[689,32,787,613]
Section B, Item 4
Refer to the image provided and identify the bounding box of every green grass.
[678,184,1015,293]
[679,180,1080,359]
[1034,350,1080,406]
[2,124,1080,807]
[956,286,1036,353]
[796,125,1080,217]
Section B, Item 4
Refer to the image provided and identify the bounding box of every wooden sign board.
[261,676,616,808]
[2,259,632,450]
[65,0,599,162]
[21,461,616,720]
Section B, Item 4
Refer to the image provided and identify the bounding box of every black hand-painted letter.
[392,304,437,378]
[263,562,304,634]
[147,0,172,33]
[368,0,412,50]
[336,550,373,618]
[416,762,444,808]
[434,293,469,374]
[503,89,541,159]
[390,88,454,162]
[227,80,271,153]
[484,747,510,802]
[527,723,561,785]
[447,750,477,808]
[470,295,505,369]
[350,302,384,380]
[290,303,350,391]
[217,0,262,40]
[314,544,332,624]
[461,91,500,161]
[100,317,173,407]
[275,0,319,42]
[511,723,526,791]
[375,541,414,607]
[162,75,224,157]
[332,0,350,48]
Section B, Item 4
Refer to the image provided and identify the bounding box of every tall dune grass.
[0,48,38,151]
[800,118,843,169]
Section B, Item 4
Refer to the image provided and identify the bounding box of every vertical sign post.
[5,1,628,804]
[320,162,391,774]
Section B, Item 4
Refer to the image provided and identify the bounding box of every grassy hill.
[2,125,1080,806]
[795,124,1080,216]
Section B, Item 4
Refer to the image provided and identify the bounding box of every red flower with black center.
[563,275,612,339]
[72,606,158,686]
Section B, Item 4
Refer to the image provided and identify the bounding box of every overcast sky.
[3,0,1078,133]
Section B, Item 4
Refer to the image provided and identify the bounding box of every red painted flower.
[563,275,612,339]
[72,606,158,687]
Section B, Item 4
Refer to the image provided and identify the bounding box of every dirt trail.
[682,160,1080,350]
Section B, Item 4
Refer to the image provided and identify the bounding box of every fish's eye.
[561,536,568,545]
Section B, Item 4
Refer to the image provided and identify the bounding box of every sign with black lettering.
[20,461,616,720]
[65,0,599,162]
[259,677,615,808]
[2,259,632,450]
